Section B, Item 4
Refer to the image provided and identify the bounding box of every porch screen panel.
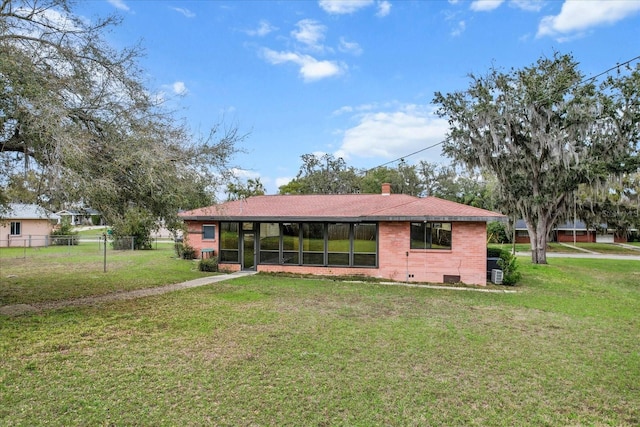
[353,223,377,266]
[327,223,350,266]
[219,222,239,262]
[282,223,300,264]
[302,223,324,265]
[259,223,280,264]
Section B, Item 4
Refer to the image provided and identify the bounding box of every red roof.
[179,194,506,222]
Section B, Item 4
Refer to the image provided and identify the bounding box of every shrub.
[199,257,218,272]
[180,244,196,260]
[497,249,521,286]
[486,247,503,258]
[110,208,155,250]
[50,220,79,245]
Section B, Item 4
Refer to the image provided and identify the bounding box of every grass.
[1,253,639,425]
[490,242,640,255]
[0,244,215,305]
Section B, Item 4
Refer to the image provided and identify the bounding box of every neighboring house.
[0,203,60,247]
[515,220,628,244]
[179,184,506,285]
[56,208,104,226]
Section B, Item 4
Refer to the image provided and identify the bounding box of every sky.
[74,0,640,195]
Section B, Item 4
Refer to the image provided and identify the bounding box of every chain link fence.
[0,235,139,260]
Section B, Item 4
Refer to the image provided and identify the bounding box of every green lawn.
[1,255,638,425]
[490,242,640,255]
[0,244,215,305]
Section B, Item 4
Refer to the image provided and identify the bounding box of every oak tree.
[434,53,637,263]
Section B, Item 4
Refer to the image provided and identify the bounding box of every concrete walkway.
[0,271,258,317]
[557,242,599,254]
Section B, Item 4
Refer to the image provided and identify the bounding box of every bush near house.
[497,249,521,285]
[486,247,521,285]
[175,242,196,260]
[198,256,219,272]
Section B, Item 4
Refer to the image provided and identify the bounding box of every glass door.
[242,231,256,270]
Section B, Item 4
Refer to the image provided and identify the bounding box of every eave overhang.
[179,215,507,223]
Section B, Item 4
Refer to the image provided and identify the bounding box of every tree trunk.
[526,218,549,264]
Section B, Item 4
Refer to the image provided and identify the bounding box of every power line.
[364,54,640,174]
[364,140,445,173]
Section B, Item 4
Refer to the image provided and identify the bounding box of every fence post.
[103,233,107,273]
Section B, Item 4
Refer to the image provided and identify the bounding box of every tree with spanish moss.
[434,53,638,264]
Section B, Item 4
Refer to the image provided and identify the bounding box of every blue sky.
[77,0,640,194]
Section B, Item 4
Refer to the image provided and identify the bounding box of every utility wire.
[364,54,640,174]
[365,140,445,173]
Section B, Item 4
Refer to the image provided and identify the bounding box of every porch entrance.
[241,223,256,271]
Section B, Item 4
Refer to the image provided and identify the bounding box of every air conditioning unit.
[491,269,503,285]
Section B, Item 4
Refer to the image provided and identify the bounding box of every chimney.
[381,182,391,196]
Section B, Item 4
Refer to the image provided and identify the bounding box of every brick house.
[515,219,628,244]
[179,184,506,285]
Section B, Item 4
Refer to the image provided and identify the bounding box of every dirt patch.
[0,304,38,317]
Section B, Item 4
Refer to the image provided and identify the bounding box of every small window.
[10,221,21,236]
[202,224,216,240]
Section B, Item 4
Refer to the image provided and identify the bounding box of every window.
[10,221,21,236]
[353,223,377,266]
[202,224,216,240]
[328,223,350,266]
[410,222,452,250]
[216,221,378,268]
[219,222,239,262]
[302,223,324,265]
[259,223,280,264]
[282,223,300,264]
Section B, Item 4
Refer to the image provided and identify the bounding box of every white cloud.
[171,7,196,18]
[537,0,640,39]
[172,81,187,95]
[291,19,327,51]
[231,168,261,180]
[451,20,466,36]
[334,105,449,162]
[107,0,130,11]
[510,0,543,12]
[339,37,363,55]
[261,48,346,82]
[319,0,375,14]
[246,20,277,37]
[470,0,505,12]
[376,1,392,17]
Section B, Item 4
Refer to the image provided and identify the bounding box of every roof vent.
[381,183,391,196]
